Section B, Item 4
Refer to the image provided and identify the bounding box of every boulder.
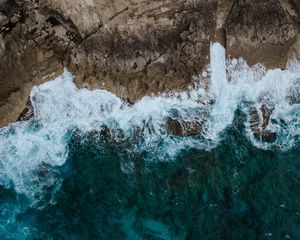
[249,104,277,142]
[1,0,300,127]
[166,117,204,137]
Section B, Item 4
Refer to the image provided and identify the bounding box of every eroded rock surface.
[226,0,296,68]
[249,104,277,142]
[166,117,204,137]
[0,0,300,127]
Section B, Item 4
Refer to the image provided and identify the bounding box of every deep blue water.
[0,111,299,240]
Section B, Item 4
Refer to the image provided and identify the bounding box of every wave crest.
[0,43,300,199]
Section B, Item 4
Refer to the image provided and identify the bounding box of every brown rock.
[166,117,204,137]
[1,0,300,127]
[290,0,300,21]
[249,104,277,142]
[17,98,34,122]
[0,12,8,27]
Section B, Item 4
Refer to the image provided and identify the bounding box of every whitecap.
[0,42,300,200]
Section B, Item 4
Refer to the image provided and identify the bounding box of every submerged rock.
[17,98,34,122]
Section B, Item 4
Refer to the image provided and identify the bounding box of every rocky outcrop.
[69,0,218,100]
[0,0,66,127]
[0,0,300,127]
[226,0,296,68]
[249,104,277,142]
[166,117,204,137]
[17,98,33,121]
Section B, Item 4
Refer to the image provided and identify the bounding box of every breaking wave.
[0,42,299,201]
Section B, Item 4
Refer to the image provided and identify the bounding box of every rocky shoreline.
[0,0,300,127]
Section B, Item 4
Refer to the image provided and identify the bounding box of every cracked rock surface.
[0,0,300,127]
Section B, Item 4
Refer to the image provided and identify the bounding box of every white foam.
[224,56,300,150]
[202,43,237,145]
[0,43,300,199]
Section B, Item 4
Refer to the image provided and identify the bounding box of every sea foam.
[0,43,300,199]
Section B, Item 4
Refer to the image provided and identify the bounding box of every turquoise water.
[0,43,299,239]
[0,111,299,239]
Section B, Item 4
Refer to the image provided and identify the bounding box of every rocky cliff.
[0,0,299,127]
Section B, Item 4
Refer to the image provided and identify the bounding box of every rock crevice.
[0,0,299,127]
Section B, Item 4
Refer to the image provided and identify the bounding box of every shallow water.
[0,43,299,239]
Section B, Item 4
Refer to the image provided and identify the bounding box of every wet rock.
[290,0,300,20]
[166,117,203,137]
[0,12,8,27]
[260,104,273,130]
[287,79,300,104]
[226,0,296,69]
[17,98,34,122]
[0,34,4,58]
[121,97,133,106]
[249,104,277,142]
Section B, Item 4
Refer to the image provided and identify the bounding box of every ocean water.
[0,43,299,239]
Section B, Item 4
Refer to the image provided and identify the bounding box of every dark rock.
[226,0,296,69]
[290,0,300,19]
[249,104,277,142]
[0,0,6,10]
[17,98,34,122]
[1,0,300,127]
[287,79,300,104]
